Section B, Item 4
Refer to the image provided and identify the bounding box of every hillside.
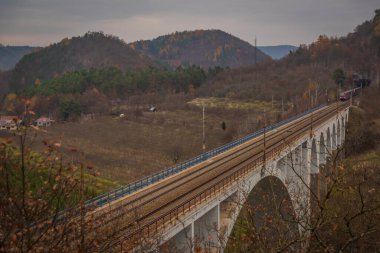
[0,70,11,98]
[258,45,297,59]
[129,29,270,69]
[0,45,39,71]
[200,10,380,111]
[9,32,158,92]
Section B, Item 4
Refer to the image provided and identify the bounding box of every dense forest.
[26,65,211,96]
[9,32,158,92]
[3,65,226,120]
[200,9,380,111]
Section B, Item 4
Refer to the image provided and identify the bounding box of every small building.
[0,116,19,131]
[35,117,54,127]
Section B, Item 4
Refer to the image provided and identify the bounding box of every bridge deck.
[85,102,348,251]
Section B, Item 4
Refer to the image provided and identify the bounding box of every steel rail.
[101,102,349,250]
[85,104,334,231]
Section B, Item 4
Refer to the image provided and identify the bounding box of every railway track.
[79,102,348,251]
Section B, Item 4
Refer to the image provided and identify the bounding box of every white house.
[35,117,54,127]
[0,116,19,131]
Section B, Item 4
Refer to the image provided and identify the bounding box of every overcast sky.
[0,0,378,47]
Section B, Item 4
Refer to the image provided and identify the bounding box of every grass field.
[188,97,290,113]
[27,110,239,183]
[3,98,286,196]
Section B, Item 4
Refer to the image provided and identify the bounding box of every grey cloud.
[0,0,378,46]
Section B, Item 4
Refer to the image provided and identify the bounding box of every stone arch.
[326,127,332,155]
[226,176,300,251]
[332,124,337,149]
[337,120,341,147]
[311,139,318,173]
[319,132,326,164]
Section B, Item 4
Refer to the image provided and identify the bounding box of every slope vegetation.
[10,32,158,92]
[130,29,270,69]
[200,10,380,112]
[0,45,38,71]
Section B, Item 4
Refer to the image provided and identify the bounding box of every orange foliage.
[374,20,380,37]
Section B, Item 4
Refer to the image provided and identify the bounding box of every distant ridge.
[258,45,298,59]
[0,45,39,71]
[129,29,270,69]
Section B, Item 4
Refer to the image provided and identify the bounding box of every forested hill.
[9,32,158,92]
[0,45,39,71]
[200,9,380,106]
[129,29,270,69]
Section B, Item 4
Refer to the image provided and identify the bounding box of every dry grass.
[27,104,276,186]
[188,97,289,113]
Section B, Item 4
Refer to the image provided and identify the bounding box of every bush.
[59,98,82,121]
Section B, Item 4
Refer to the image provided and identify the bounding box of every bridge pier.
[219,191,239,249]
[276,156,287,180]
[161,224,193,253]
[284,142,312,238]
[194,204,220,252]
[332,124,337,150]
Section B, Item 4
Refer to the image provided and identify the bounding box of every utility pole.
[336,97,340,118]
[310,88,313,138]
[350,90,353,106]
[254,36,257,65]
[271,95,274,109]
[202,104,206,153]
[254,36,258,81]
[80,158,85,252]
[360,82,363,105]
[261,109,267,177]
[281,97,284,116]
[311,94,313,107]
[315,87,318,106]
[338,82,341,101]
[310,111,313,138]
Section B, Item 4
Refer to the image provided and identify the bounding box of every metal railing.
[85,104,326,208]
[100,102,350,251]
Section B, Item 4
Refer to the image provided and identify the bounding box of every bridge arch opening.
[326,128,332,155]
[319,133,326,165]
[332,124,337,150]
[225,176,300,252]
[337,121,341,147]
[311,139,318,173]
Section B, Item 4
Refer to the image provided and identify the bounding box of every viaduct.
[81,102,350,252]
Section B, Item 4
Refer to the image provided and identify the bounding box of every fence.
[86,104,326,208]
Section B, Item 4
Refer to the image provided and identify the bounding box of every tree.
[0,112,94,251]
[59,98,82,121]
[3,93,17,112]
[221,121,227,131]
[333,69,345,88]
